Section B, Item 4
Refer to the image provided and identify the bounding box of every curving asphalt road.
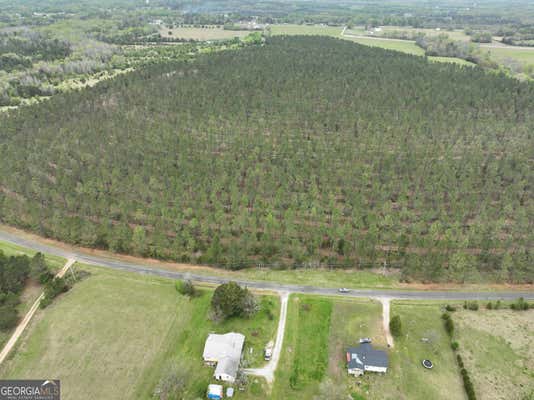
[0,228,533,301]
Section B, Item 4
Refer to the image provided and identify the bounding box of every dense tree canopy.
[0,36,532,282]
[0,251,49,330]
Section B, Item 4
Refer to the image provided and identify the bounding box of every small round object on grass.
[422,359,433,369]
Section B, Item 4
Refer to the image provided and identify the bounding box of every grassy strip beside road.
[272,295,332,399]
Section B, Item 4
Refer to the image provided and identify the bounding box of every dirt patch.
[456,309,534,369]
[455,309,534,400]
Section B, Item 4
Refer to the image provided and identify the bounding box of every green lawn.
[272,295,333,399]
[328,298,386,398]
[270,24,343,37]
[0,263,279,400]
[453,308,534,400]
[365,301,465,400]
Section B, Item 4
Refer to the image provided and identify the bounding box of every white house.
[346,342,388,376]
[203,332,245,383]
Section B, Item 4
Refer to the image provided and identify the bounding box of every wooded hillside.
[0,36,532,282]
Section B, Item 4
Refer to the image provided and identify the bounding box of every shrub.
[175,280,196,297]
[451,341,459,351]
[0,305,18,330]
[486,302,493,310]
[456,354,476,400]
[442,313,454,336]
[211,281,257,321]
[445,304,456,312]
[29,252,52,283]
[464,301,479,311]
[40,277,69,308]
[389,315,402,337]
[510,297,530,311]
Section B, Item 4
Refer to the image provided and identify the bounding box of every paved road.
[0,229,532,301]
[0,258,75,365]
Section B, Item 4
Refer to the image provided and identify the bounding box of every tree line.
[0,36,532,283]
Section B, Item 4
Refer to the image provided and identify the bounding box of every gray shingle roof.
[347,342,388,370]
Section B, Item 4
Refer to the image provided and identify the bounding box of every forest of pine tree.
[0,36,532,282]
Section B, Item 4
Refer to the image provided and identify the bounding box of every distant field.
[159,25,249,41]
[272,24,476,65]
[454,308,534,400]
[342,36,425,55]
[482,45,534,66]
[0,264,278,400]
[374,26,471,42]
[270,24,343,37]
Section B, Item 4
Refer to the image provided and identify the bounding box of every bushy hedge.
[463,301,479,311]
[457,355,477,400]
[175,279,196,297]
[442,312,454,336]
[40,277,69,308]
[510,297,530,311]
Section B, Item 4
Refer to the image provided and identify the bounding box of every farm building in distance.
[346,342,388,376]
[203,332,245,383]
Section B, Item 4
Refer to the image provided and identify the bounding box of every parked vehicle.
[264,340,274,361]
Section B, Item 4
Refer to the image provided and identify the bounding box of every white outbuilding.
[203,332,245,383]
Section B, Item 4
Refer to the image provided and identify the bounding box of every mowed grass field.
[453,308,534,400]
[272,295,333,399]
[367,301,465,400]
[0,263,279,400]
[159,26,249,41]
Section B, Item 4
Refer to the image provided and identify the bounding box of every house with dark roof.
[346,342,388,376]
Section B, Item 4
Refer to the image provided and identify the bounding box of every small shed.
[207,384,223,400]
